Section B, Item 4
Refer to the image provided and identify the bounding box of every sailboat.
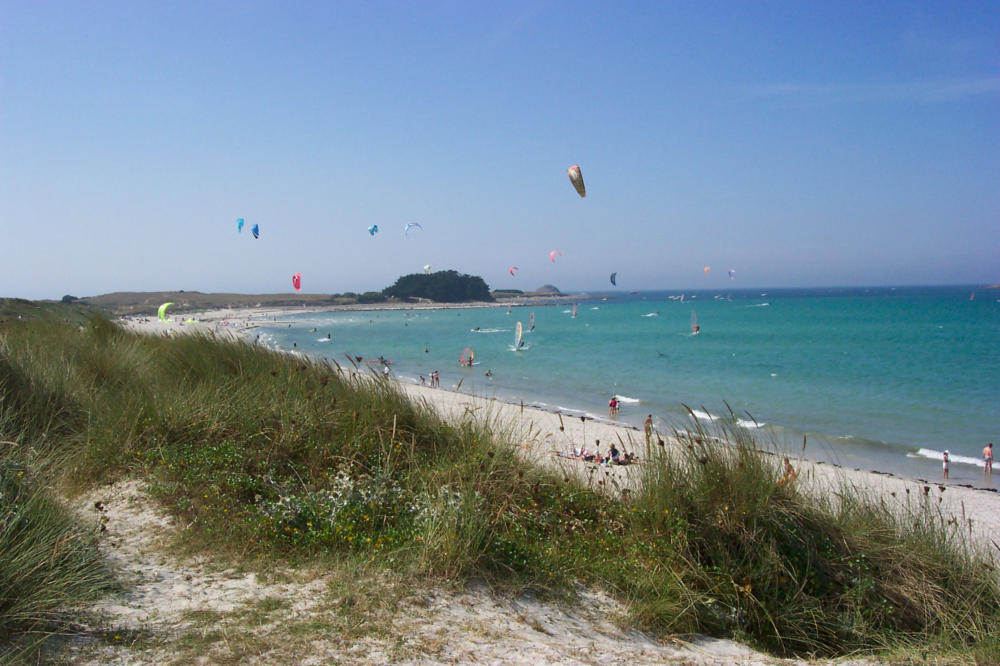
[512,321,529,351]
[528,311,535,332]
[690,310,700,335]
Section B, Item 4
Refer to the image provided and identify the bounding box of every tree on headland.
[383,270,492,303]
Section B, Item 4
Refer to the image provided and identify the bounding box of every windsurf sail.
[691,310,700,335]
[458,346,475,366]
[572,303,577,318]
[528,311,535,331]
[514,322,523,348]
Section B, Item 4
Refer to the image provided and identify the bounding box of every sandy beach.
[81,304,1000,665]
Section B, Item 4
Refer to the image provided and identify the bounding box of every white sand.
[72,305,998,664]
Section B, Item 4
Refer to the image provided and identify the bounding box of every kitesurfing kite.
[509,266,518,277]
[424,264,432,274]
[157,302,173,323]
[403,222,423,238]
[703,266,710,274]
[567,165,586,198]
[251,224,260,239]
[550,250,562,263]
[728,269,735,280]
[610,272,617,286]
[292,273,302,292]
[237,218,244,233]
[368,225,379,237]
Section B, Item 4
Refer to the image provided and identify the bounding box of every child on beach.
[777,458,798,486]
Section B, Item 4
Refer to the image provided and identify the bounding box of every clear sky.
[2,1,998,299]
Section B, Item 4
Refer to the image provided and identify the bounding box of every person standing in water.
[942,450,950,479]
[983,443,993,476]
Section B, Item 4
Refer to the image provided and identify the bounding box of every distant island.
[383,270,492,303]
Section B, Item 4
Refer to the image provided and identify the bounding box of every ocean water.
[253,286,1000,488]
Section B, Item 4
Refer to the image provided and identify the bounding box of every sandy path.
[64,480,787,665]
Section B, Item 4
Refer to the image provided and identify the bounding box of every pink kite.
[292,273,302,292]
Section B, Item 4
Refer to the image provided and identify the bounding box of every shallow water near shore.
[255,285,1000,489]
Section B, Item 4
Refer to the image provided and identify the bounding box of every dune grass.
[1,312,998,661]
[0,419,112,657]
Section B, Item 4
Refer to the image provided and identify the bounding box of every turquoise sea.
[254,286,1000,489]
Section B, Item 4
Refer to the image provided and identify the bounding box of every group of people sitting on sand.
[559,440,638,465]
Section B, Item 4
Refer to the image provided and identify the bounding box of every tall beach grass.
[0,312,997,661]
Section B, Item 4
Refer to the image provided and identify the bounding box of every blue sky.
[2,1,998,299]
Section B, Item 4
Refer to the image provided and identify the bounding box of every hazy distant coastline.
[70,289,579,317]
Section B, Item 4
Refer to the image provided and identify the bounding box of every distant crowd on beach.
[559,440,638,465]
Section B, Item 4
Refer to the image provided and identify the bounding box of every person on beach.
[608,396,618,417]
[777,458,798,486]
[609,443,620,463]
[382,363,390,380]
[644,414,654,445]
[420,375,426,386]
[984,443,993,475]
[943,450,950,479]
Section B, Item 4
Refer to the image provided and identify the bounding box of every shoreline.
[119,305,1000,550]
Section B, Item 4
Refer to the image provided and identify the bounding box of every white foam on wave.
[590,306,600,310]
[911,447,983,468]
[614,395,641,404]
[555,406,606,421]
[641,312,659,317]
[691,409,719,422]
[736,418,766,429]
[315,338,331,343]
